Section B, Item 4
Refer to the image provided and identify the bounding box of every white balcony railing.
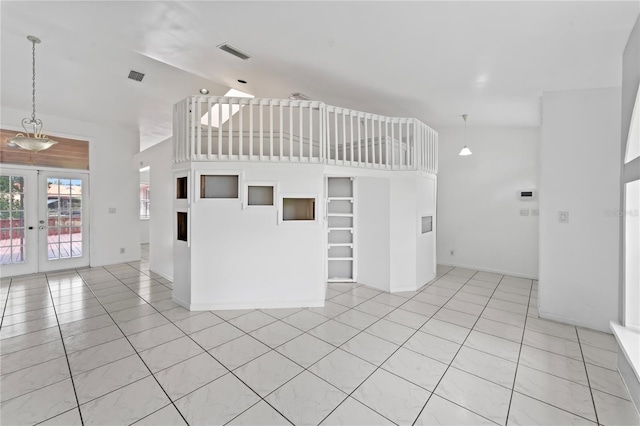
[173,96,438,174]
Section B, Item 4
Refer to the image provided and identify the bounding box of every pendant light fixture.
[6,35,58,152]
[459,114,472,156]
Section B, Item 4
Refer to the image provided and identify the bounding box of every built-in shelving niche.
[177,212,188,241]
[248,185,274,206]
[327,177,354,282]
[283,198,315,221]
[176,177,188,199]
[200,175,239,199]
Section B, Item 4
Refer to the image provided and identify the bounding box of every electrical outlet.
[520,208,530,216]
[120,248,125,254]
[559,211,569,223]
[450,249,455,256]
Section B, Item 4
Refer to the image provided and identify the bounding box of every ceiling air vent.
[128,70,145,82]
[218,43,251,60]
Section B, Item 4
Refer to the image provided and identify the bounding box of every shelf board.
[327,278,355,283]
[327,197,353,201]
[328,227,353,232]
[328,213,353,217]
[328,243,353,247]
[328,257,353,261]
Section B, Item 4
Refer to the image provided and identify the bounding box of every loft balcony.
[173,96,438,174]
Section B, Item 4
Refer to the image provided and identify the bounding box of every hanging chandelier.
[6,35,58,152]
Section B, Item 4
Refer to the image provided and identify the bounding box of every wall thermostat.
[518,190,536,200]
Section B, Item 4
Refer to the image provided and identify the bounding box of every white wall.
[357,173,437,292]
[437,126,540,278]
[1,107,141,267]
[134,138,173,280]
[183,162,326,310]
[540,88,621,332]
[356,177,391,291]
[416,175,437,286]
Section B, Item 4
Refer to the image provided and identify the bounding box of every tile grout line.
[503,275,535,425]
[120,274,301,426]
[576,328,601,425]
[0,277,14,329]
[42,273,86,426]
[79,267,193,425]
[410,271,506,426]
[313,272,484,425]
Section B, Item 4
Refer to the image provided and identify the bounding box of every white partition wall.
[171,95,438,310]
[173,162,326,310]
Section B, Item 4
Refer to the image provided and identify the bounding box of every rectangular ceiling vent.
[218,43,251,60]
[128,70,145,82]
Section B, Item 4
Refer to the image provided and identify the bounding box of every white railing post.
[299,103,303,162]
[279,101,284,161]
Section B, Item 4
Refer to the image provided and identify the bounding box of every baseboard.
[618,351,640,416]
[538,309,611,334]
[179,298,326,311]
[439,262,538,280]
[172,294,190,310]
[150,269,173,282]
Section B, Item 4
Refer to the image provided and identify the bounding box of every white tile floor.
[1,247,639,425]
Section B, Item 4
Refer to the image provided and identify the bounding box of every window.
[421,215,433,234]
[140,183,150,219]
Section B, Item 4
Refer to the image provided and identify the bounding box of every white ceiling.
[1,1,638,151]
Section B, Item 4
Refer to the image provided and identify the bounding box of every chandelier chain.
[31,38,36,121]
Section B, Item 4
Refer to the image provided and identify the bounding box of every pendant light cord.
[31,38,36,122]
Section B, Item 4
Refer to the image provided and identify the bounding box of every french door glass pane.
[47,177,82,260]
[0,175,26,265]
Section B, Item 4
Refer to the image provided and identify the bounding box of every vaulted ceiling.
[1,1,638,150]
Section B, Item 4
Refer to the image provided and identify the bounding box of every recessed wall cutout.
[177,212,188,241]
[177,177,188,199]
[283,198,315,221]
[248,186,274,206]
[421,216,433,234]
[200,175,239,198]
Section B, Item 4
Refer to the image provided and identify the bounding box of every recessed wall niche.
[421,215,433,234]
[283,198,315,221]
[176,177,188,199]
[248,185,274,206]
[177,212,188,241]
[200,175,239,198]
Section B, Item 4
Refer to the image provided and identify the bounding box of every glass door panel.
[39,172,88,272]
[0,169,37,276]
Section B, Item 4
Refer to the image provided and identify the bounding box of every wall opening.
[248,185,274,206]
[177,212,188,241]
[200,175,239,199]
[283,198,315,221]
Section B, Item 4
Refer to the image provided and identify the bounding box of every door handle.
[28,226,34,230]
[39,225,45,230]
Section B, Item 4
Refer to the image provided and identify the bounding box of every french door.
[0,166,89,277]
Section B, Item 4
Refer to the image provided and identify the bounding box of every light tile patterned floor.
[1,250,639,425]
